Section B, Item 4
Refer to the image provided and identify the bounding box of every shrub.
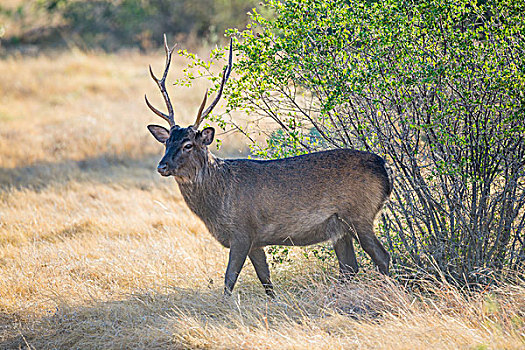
[184,0,525,284]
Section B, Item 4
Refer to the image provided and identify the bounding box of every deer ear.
[198,127,215,146]
[147,125,170,143]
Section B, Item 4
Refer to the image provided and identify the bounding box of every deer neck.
[176,151,228,218]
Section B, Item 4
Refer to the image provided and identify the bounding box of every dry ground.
[0,49,524,349]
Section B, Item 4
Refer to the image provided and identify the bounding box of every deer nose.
[157,163,169,175]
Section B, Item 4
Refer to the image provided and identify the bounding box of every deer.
[145,36,393,298]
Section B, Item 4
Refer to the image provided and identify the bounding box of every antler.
[193,38,233,129]
[145,34,178,128]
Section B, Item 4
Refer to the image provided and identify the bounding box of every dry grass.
[0,50,524,349]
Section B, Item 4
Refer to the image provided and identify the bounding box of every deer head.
[146,36,233,180]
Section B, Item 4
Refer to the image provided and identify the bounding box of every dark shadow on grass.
[0,275,392,349]
[0,153,164,193]
[0,286,271,349]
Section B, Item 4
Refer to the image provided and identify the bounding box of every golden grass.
[0,50,524,349]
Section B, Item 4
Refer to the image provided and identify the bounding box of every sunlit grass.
[0,50,523,349]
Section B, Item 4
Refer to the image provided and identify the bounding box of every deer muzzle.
[157,163,170,176]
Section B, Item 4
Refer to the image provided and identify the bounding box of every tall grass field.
[0,49,524,349]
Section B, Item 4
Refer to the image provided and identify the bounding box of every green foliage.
[184,0,525,283]
[267,246,293,266]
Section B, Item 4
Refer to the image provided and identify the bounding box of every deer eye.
[183,143,193,151]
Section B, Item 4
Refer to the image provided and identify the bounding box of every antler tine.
[195,89,208,125]
[145,94,171,124]
[145,34,178,128]
[193,38,233,129]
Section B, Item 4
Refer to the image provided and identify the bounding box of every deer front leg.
[224,238,251,296]
[249,247,275,298]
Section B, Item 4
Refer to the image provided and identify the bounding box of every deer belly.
[255,213,342,246]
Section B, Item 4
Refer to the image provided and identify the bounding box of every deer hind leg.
[354,222,390,275]
[333,233,359,280]
[249,247,275,298]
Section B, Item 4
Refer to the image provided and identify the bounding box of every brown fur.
[148,125,392,297]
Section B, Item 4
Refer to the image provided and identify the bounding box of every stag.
[145,36,392,297]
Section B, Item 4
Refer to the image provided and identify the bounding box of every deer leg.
[224,239,251,296]
[249,247,275,298]
[333,234,359,280]
[355,224,390,275]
